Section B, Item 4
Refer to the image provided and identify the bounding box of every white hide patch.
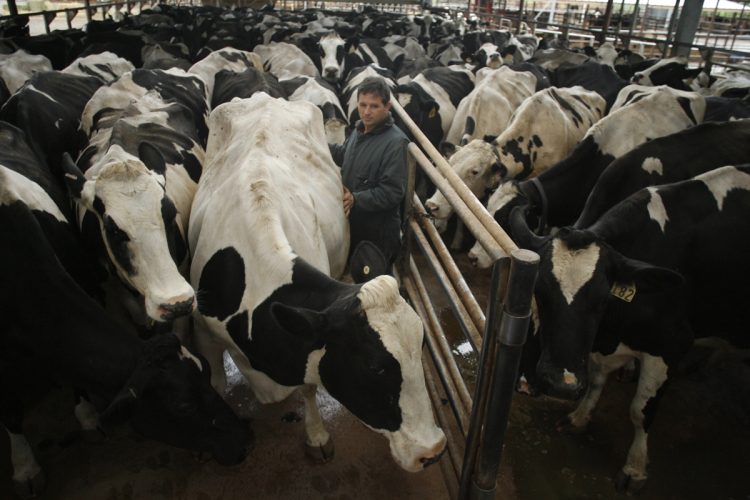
[646,188,669,233]
[397,92,413,107]
[701,165,750,211]
[551,238,601,305]
[179,346,203,371]
[0,166,67,222]
[641,157,664,176]
[562,368,578,386]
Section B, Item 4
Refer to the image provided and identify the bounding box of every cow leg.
[558,353,632,432]
[4,428,45,499]
[192,316,227,394]
[300,384,334,462]
[615,354,669,494]
[74,390,105,442]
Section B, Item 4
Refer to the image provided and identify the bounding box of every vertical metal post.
[662,0,681,57]
[615,0,626,42]
[626,0,640,46]
[470,249,538,500]
[516,0,524,34]
[729,3,746,52]
[6,0,18,16]
[398,152,417,280]
[84,0,92,22]
[639,0,649,37]
[457,258,507,500]
[597,0,615,44]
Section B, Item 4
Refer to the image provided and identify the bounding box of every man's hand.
[343,187,354,217]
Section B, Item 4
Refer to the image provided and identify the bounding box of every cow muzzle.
[158,296,196,321]
[324,67,339,80]
[537,365,586,401]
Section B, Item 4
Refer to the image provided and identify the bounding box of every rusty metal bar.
[408,257,473,424]
[391,99,517,257]
[412,196,486,335]
[663,0,681,57]
[409,216,484,350]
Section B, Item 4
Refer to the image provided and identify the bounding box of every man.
[329,76,409,282]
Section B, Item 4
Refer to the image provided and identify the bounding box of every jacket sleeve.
[353,137,408,212]
[329,142,346,167]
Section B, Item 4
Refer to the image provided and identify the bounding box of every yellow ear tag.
[363,265,370,275]
[428,108,437,118]
[610,282,636,302]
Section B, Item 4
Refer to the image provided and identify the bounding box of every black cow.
[0,122,250,497]
[576,120,750,228]
[0,71,103,176]
[394,66,474,148]
[511,164,750,493]
[552,61,628,111]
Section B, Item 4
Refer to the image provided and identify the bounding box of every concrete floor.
[0,359,451,500]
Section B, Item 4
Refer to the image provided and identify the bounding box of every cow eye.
[470,169,479,176]
[104,217,129,244]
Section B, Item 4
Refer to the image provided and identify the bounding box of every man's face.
[358,91,391,130]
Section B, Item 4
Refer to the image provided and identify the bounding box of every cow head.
[630,56,702,90]
[395,83,441,146]
[101,333,251,465]
[425,139,503,224]
[509,209,683,400]
[271,276,446,471]
[319,32,346,82]
[62,146,195,323]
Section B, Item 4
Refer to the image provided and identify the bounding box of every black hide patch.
[198,247,246,321]
[161,197,187,265]
[501,138,533,178]
[103,215,135,275]
[548,88,583,128]
[676,96,699,124]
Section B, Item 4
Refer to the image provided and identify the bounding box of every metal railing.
[391,98,538,499]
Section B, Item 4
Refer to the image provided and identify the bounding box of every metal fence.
[391,98,538,499]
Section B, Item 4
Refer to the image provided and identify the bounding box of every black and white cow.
[575,119,750,228]
[510,164,750,492]
[188,47,264,105]
[253,41,319,80]
[280,75,348,144]
[443,65,538,147]
[341,64,397,126]
[189,94,446,471]
[0,50,53,95]
[630,56,702,90]
[61,51,134,84]
[211,67,286,108]
[0,71,103,176]
[66,76,207,327]
[0,121,250,497]
[394,66,474,147]
[427,86,605,234]
[475,85,706,263]
[551,61,628,112]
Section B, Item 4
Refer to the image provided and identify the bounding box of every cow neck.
[520,177,548,234]
[237,258,360,387]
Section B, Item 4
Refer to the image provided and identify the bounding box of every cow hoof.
[82,426,106,443]
[305,438,335,463]
[13,470,46,499]
[614,470,647,495]
[555,416,587,434]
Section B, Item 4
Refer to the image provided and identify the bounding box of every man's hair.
[357,76,391,105]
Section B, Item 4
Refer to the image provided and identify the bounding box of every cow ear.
[611,252,685,293]
[439,141,457,157]
[271,302,327,342]
[138,143,166,176]
[483,134,497,143]
[61,152,94,208]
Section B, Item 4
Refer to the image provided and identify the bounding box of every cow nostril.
[468,255,478,267]
[160,297,195,319]
[420,446,447,468]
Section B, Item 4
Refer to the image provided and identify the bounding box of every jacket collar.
[355,113,394,136]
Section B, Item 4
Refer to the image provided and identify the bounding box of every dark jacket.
[329,114,409,262]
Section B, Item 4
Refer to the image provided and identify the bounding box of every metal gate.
[391,99,539,500]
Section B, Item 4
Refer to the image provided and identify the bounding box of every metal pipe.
[615,0,626,42]
[409,220,484,351]
[412,196,486,335]
[516,0,524,33]
[598,0,615,44]
[391,100,518,257]
[627,0,641,46]
[729,3,746,53]
[408,257,474,424]
[407,143,509,262]
[398,150,417,279]
[423,347,464,485]
[663,0,681,57]
[456,258,507,500]
[471,250,538,499]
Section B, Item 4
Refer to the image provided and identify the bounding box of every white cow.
[189,94,446,472]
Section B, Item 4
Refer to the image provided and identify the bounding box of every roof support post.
[671,0,704,56]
